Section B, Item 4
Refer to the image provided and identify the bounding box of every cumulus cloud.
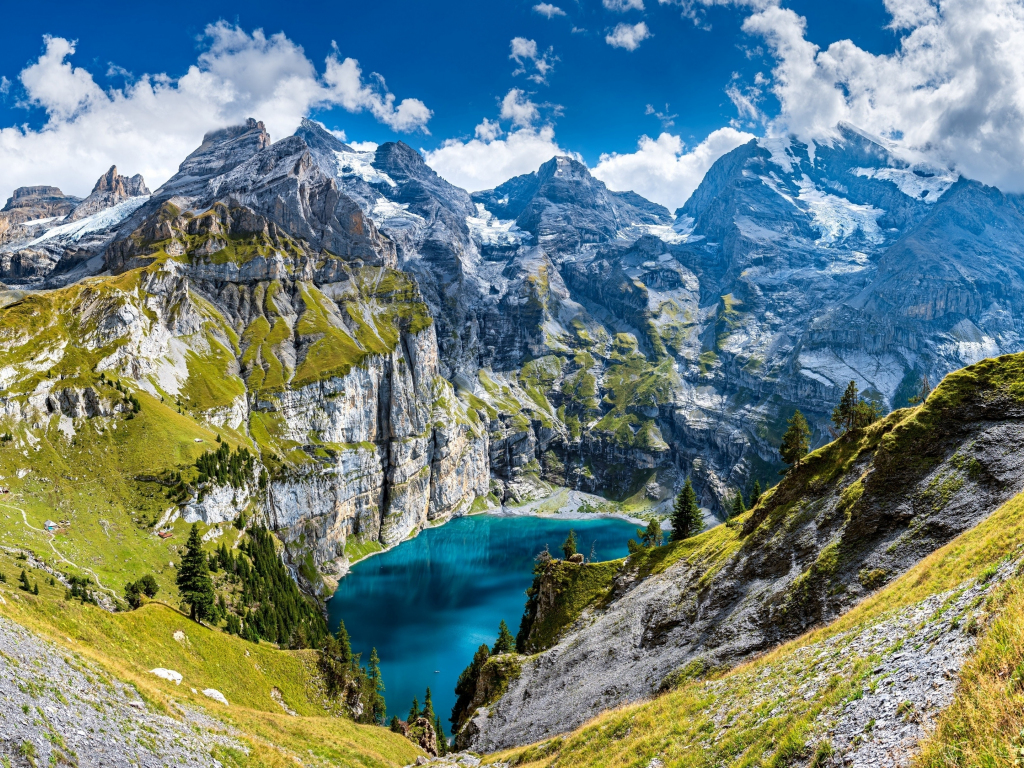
[604,0,646,10]
[510,37,557,84]
[722,0,1024,192]
[500,89,542,128]
[425,125,569,192]
[592,127,754,209]
[606,22,652,50]
[0,25,431,200]
[534,3,567,18]
[475,118,504,142]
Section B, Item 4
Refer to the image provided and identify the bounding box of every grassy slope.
[481,354,1024,767]
[485,486,1024,768]
[0,549,421,768]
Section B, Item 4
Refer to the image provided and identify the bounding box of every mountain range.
[3,118,1022,532]
[3,115,1024,765]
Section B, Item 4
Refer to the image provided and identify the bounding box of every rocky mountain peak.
[4,186,70,209]
[472,154,670,248]
[166,117,271,190]
[68,166,150,221]
[0,186,81,244]
[293,118,352,154]
[89,165,149,197]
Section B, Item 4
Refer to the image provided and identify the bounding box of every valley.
[1,113,1024,767]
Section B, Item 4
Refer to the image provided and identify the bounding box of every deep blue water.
[326,514,637,733]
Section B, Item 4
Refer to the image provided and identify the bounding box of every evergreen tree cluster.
[124,573,159,609]
[399,687,449,755]
[65,575,98,604]
[831,380,883,435]
[214,526,328,648]
[451,618,519,735]
[195,443,255,489]
[18,568,38,594]
[317,622,386,724]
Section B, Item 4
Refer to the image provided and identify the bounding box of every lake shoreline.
[339,487,660,576]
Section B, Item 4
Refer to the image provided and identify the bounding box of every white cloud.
[604,0,646,10]
[510,37,557,84]
[425,126,569,192]
[349,140,378,152]
[722,0,1024,192]
[0,25,431,200]
[592,127,754,209]
[500,89,541,128]
[606,22,652,50]
[475,118,504,141]
[534,3,567,18]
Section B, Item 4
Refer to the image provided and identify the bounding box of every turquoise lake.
[326,513,637,732]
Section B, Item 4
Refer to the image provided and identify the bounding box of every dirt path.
[0,500,118,597]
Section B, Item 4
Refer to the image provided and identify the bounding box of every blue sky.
[1,0,1022,207]
[0,0,896,160]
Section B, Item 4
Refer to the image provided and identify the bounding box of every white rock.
[202,688,229,706]
[149,668,182,685]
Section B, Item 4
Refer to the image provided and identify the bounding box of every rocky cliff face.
[4,116,1024,583]
[0,119,491,590]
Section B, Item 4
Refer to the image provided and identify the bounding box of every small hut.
[44,520,58,531]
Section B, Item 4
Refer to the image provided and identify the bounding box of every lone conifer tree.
[780,410,811,468]
[671,478,703,542]
[561,529,578,559]
[492,620,516,654]
[335,620,353,666]
[408,696,420,723]
[750,479,762,508]
[176,523,215,622]
[832,380,860,435]
[365,647,386,725]
[638,519,662,548]
[422,687,435,723]
[731,490,747,519]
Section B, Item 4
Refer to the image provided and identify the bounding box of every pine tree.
[832,380,860,435]
[32,581,38,595]
[671,478,703,542]
[435,715,449,755]
[492,619,516,654]
[422,687,435,723]
[780,410,811,468]
[390,716,403,733]
[408,697,420,723]
[731,490,747,519]
[18,569,30,592]
[365,647,386,725]
[561,529,578,559]
[336,620,353,666]
[750,479,762,508]
[638,519,662,548]
[176,523,215,622]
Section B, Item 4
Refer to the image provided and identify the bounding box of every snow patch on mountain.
[795,177,884,245]
[759,137,797,174]
[466,204,530,247]
[369,199,424,232]
[27,196,150,246]
[334,150,396,187]
[853,166,958,202]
